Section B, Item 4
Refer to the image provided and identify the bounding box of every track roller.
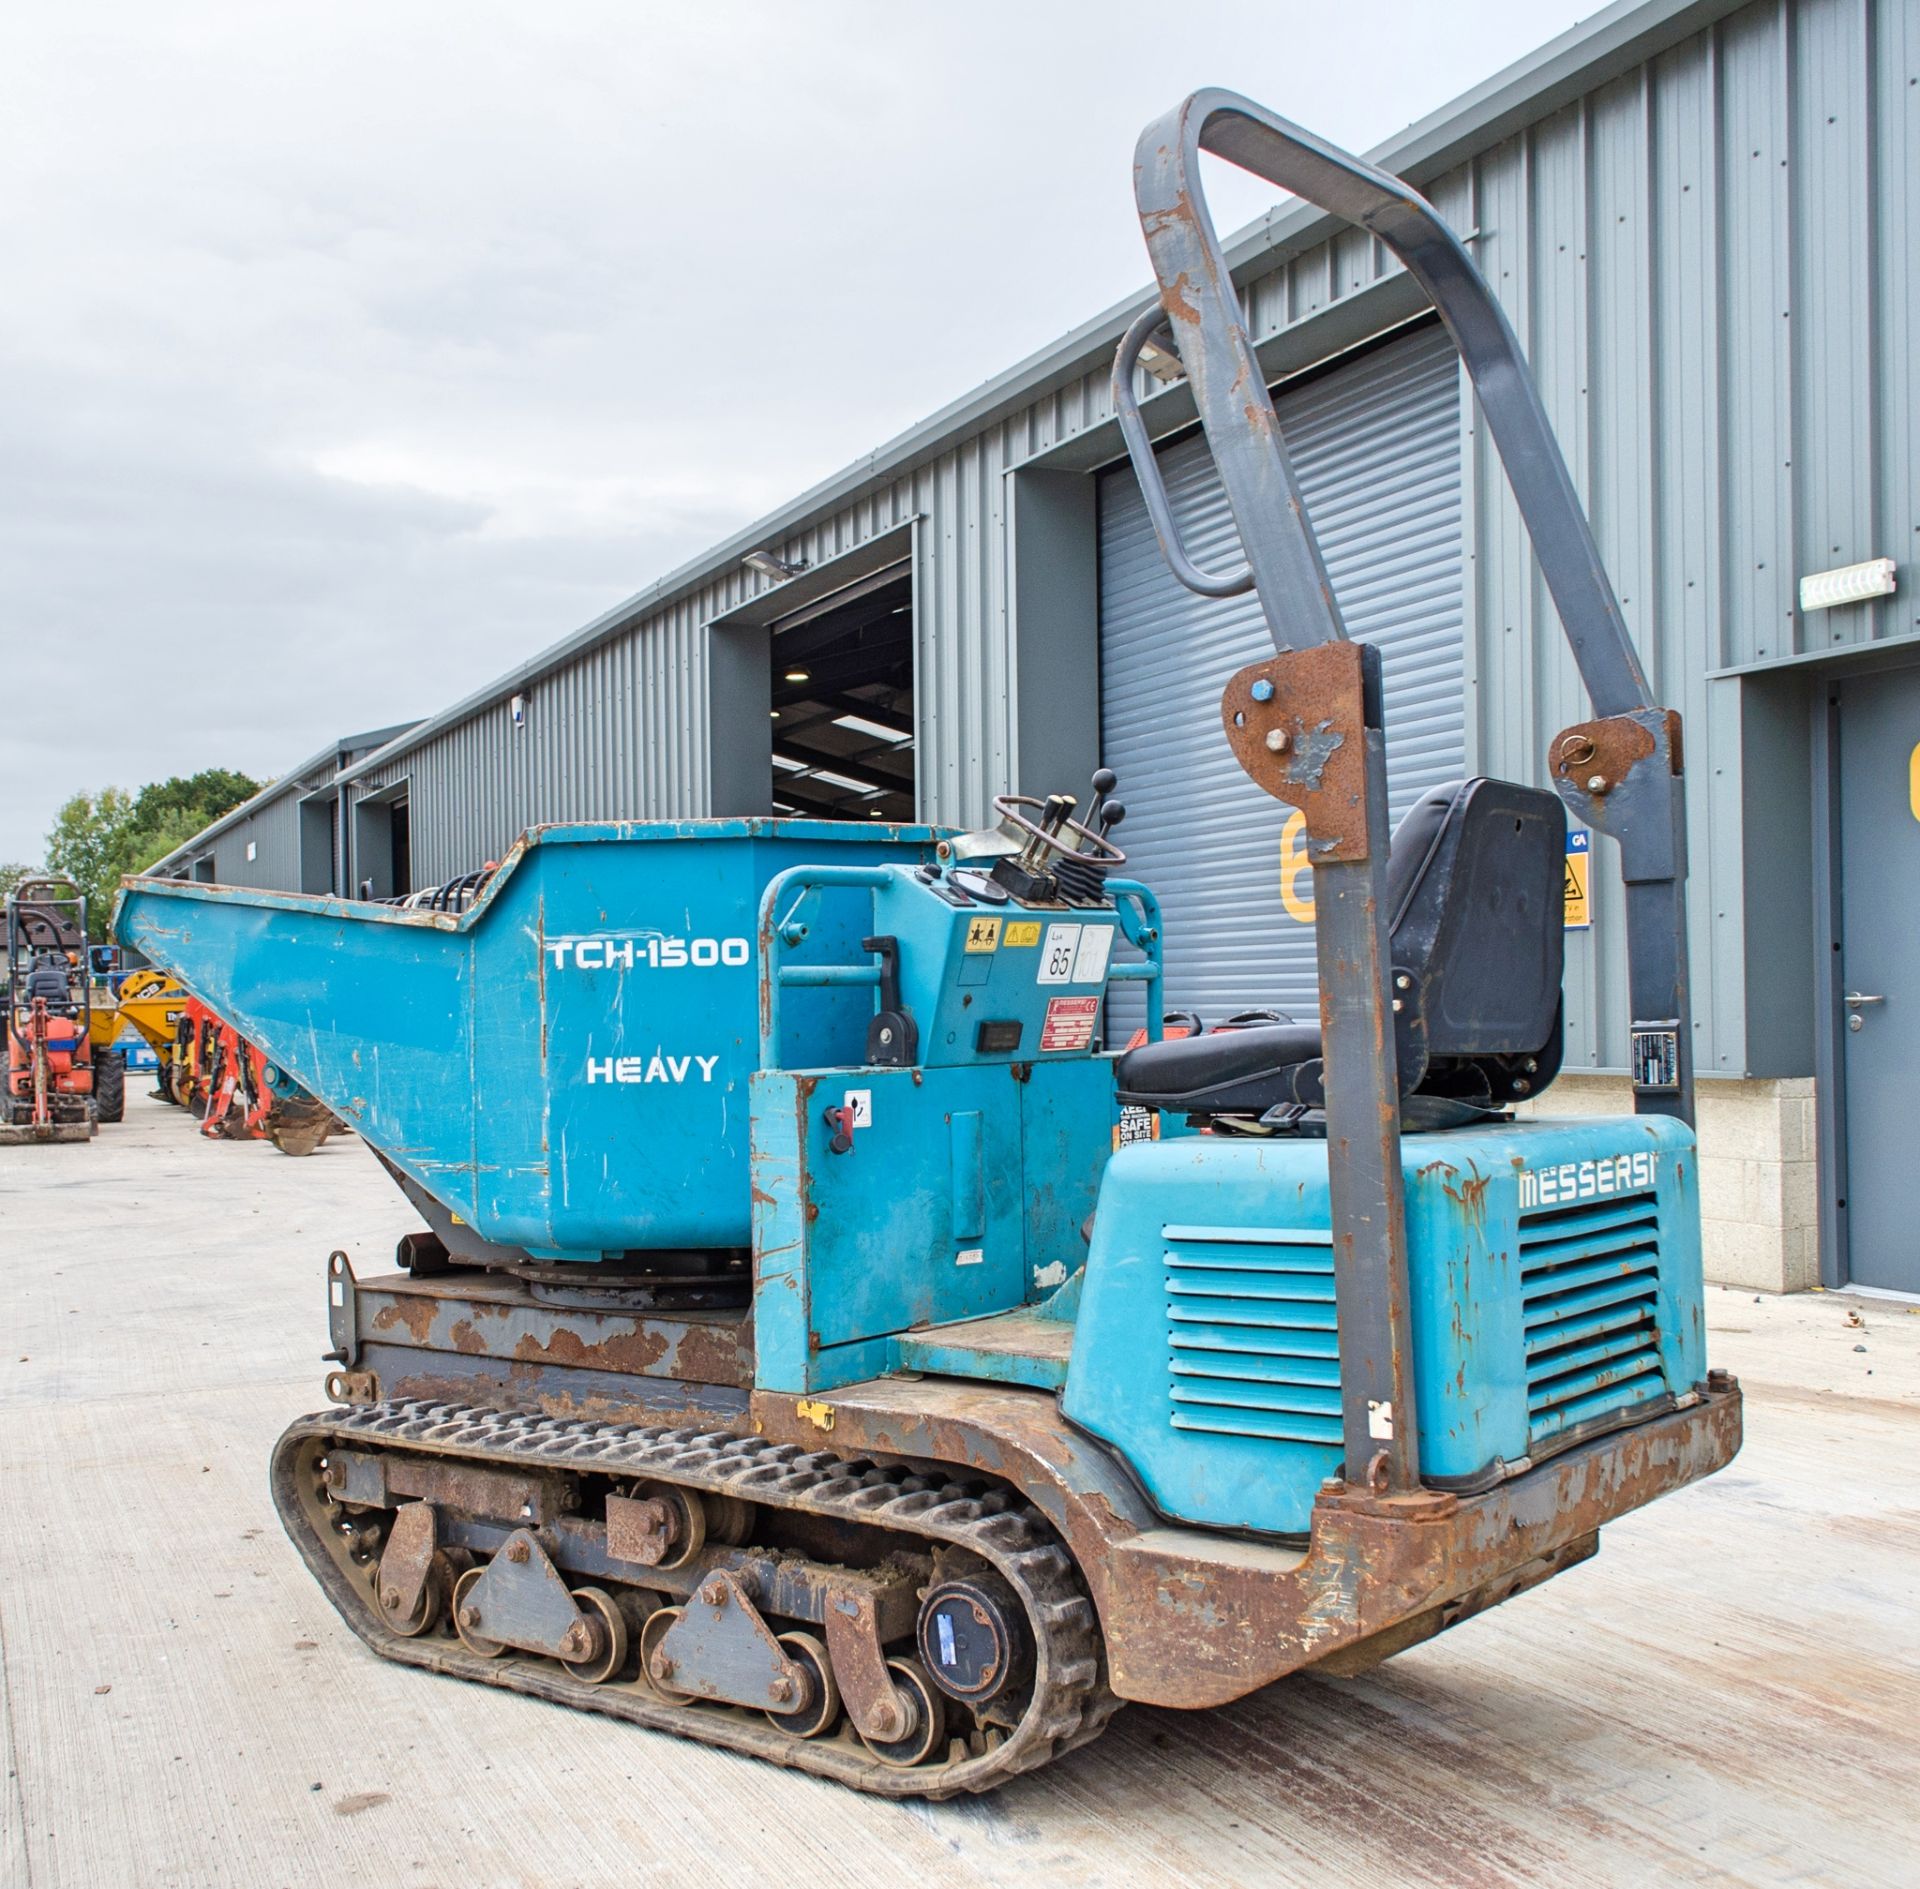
[858,1658,946,1768]
[766,1631,839,1738]
[561,1587,629,1685]
[451,1567,506,1658]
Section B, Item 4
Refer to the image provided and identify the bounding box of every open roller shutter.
[1099,321,1464,1034]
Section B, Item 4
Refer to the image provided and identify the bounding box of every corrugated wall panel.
[332,0,1911,1078]
[1463,0,1918,1077]
[1099,325,1465,1030]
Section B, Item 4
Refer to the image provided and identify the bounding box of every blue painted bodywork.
[115,820,943,1258]
[1063,1115,1704,1537]
[750,1056,1116,1393]
[116,824,1706,1537]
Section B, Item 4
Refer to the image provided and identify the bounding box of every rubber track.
[271,1398,1122,1798]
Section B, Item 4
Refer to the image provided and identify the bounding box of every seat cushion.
[1114,1021,1321,1113]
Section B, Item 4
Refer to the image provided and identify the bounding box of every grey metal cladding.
[1100,324,1465,1034]
[299,0,1909,1076]
[1464,0,1916,1077]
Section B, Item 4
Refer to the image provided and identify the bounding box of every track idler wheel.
[766,1631,840,1739]
[916,1573,1032,1712]
[859,1658,947,1768]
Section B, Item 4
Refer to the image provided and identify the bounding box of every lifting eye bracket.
[323,1249,359,1369]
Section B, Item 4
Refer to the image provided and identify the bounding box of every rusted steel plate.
[355,1271,753,1388]
[1219,644,1372,860]
[1549,710,1681,799]
[824,1586,908,1742]
[752,1376,1742,1710]
[375,1502,437,1620]
[605,1492,679,1567]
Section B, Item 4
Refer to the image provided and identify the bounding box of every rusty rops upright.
[114,94,1738,1800]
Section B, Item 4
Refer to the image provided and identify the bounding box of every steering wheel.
[991,794,1128,869]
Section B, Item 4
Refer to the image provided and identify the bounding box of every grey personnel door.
[1837,663,1920,1293]
[1098,322,1464,1035]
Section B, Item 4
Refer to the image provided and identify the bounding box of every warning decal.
[963,915,1003,954]
[1040,995,1100,1052]
[1002,920,1042,948]
[1564,829,1591,930]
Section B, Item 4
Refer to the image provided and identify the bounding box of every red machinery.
[4,877,96,1145]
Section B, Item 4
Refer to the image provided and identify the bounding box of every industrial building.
[156,0,1920,1299]
[147,723,418,892]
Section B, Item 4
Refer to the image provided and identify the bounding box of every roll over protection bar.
[1113,90,1695,1500]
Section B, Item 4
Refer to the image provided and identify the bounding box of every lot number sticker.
[1037,923,1081,984]
[1071,924,1113,984]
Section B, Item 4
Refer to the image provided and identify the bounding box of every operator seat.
[1116,777,1567,1124]
[23,956,74,1014]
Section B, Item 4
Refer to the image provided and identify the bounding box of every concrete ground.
[2,1091,1916,1889]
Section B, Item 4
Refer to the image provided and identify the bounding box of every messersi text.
[545,933,751,970]
[1517,1150,1659,1210]
[585,1053,722,1085]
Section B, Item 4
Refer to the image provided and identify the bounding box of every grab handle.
[1111,305,1254,601]
[1131,88,1652,718]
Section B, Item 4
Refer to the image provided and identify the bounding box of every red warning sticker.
[1040,994,1100,1052]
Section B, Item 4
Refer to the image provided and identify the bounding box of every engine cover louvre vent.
[1518,1191,1665,1442]
[1163,1223,1340,1448]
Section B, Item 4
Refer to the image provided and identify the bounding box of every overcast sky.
[0,0,1596,861]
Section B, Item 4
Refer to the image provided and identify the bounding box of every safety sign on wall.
[1564,829,1591,929]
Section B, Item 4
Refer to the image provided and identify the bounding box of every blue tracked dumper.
[115,95,1740,1796]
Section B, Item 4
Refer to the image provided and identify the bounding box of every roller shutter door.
[1099,322,1464,1032]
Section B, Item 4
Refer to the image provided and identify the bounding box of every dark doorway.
[768,565,915,822]
[390,796,412,896]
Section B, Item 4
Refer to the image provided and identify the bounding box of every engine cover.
[1063,1115,1704,1537]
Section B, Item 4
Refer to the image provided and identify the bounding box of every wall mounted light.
[743,549,810,581]
[1799,557,1896,612]
[510,693,527,727]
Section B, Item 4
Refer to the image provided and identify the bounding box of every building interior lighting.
[831,712,911,744]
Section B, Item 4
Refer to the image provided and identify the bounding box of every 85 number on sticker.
[1038,923,1081,984]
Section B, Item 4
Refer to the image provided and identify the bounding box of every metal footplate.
[271,1398,1117,1798]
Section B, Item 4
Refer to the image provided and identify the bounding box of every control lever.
[862,935,918,1067]
[1085,768,1118,833]
[1018,794,1077,876]
[824,1103,856,1155]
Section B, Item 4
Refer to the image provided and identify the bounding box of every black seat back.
[1112,776,1567,1122]
[1385,779,1565,1057]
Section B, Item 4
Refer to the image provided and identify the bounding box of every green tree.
[43,789,135,939]
[43,770,260,940]
[0,862,35,901]
[129,769,260,840]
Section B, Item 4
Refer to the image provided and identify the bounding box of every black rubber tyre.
[92,1050,125,1124]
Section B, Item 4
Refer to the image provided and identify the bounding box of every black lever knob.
[1085,768,1119,835]
[1099,800,1126,835]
